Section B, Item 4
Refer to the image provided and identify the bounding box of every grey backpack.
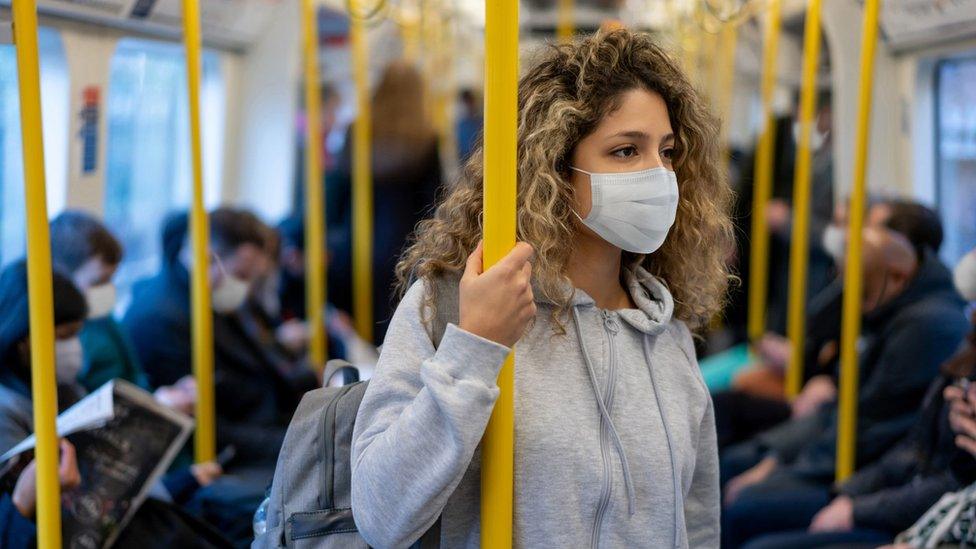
[253,277,458,548]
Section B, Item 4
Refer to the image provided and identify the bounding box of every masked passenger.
[714,199,946,448]
[722,227,970,547]
[0,263,228,548]
[49,210,197,415]
[124,208,317,471]
[743,250,976,549]
[350,29,733,548]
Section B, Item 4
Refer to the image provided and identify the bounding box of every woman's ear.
[555,157,570,178]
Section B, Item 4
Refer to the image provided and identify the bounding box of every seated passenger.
[272,215,377,367]
[351,30,730,548]
[49,210,195,413]
[733,318,976,548]
[722,226,970,547]
[123,207,316,469]
[714,199,946,448]
[888,317,976,548]
[0,262,229,548]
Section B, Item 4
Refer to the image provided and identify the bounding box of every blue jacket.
[761,252,971,480]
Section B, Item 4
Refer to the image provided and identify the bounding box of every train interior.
[0,0,975,547]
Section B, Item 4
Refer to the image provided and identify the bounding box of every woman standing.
[326,60,442,344]
[351,29,732,548]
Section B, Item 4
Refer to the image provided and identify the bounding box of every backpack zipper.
[320,382,358,510]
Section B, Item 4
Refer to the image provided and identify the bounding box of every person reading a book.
[0,262,87,546]
[0,262,230,548]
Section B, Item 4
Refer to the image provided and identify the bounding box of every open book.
[1,379,193,548]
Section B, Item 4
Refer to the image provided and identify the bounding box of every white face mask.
[954,251,976,302]
[571,166,679,254]
[54,337,83,383]
[212,256,251,314]
[792,121,829,152]
[85,283,116,319]
[822,224,846,262]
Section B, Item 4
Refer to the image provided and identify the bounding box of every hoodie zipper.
[591,310,619,549]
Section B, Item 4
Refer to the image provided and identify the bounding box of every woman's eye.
[612,146,638,158]
[661,147,675,161]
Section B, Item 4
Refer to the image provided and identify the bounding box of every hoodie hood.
[569,266,675,335]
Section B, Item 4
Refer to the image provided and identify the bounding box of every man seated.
[270,215,378,369]
[123,207,317,470]
[49,210,195,413]
[714,199,946,449]
[722,226,970,548]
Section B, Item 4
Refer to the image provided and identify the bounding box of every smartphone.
[955,378,972,393]
[216,445,237,468]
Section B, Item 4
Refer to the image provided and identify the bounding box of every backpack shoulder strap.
[427,273,461,349]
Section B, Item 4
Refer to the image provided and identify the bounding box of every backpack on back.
[253,277,458,548]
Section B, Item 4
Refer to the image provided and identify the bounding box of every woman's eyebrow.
[607,130,651,140]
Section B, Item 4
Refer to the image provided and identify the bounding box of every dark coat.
[839,375,976,533]
[324,136,442,344]
[759,253,970,481]
[122,262,316,467]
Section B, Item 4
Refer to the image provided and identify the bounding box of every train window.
[0,27,70,265]
[935,56,976,266]
[104,38,224,295]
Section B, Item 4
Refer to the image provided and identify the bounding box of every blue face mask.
[571,166,680,254]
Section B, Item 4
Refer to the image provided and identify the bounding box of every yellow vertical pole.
[12,1,63,546]
[350,2,374,340]
[716,23,738,164]
[785,0,823,399]
[182,0,216,463]
[302,0,327,369]
[836,0,881,482]
[481,0,518,546]
[437,8,459,169]
[746,0,782,342]
[400,1,421,62]
[557,0,574,43]
[680,21,701,85]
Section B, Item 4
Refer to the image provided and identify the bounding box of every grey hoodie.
[351,267,719,548]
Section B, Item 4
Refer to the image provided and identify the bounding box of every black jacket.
[123,262,317,467]
[760,253,970,481]
[324,137,442,344]
[839,375,976,533]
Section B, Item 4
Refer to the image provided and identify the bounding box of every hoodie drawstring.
[572,306,637,515]
[643,334,682,548]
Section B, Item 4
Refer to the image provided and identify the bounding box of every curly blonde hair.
[396,29,734,331]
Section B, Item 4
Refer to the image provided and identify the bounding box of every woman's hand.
[808,496,854,533]
[459,241,536,348]
[947,383,976,456]
[13,440,81,519]
[724,456,777,506]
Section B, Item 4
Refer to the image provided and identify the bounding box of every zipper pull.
[602,311,619,334]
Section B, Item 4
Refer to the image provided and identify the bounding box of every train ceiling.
[1,0,975,53]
